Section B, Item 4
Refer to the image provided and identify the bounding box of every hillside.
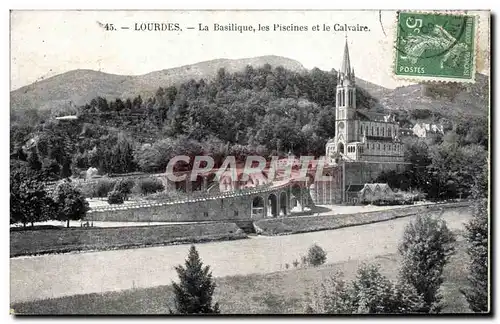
[11,55,306,114]
[379,73,489,118]
[11,55,488,122]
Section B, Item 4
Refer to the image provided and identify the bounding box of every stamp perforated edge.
[391,10,480,84]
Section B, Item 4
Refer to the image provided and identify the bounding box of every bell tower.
[335,37,356,155]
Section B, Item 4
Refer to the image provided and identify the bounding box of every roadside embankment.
[10,222,247,257]
[254,202,471,235]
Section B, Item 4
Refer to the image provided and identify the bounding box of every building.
[325,39,405,165]
[398,127,415,137]
[412,123,444,139]
[312,39,410,205]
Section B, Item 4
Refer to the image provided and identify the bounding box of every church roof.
[361,183,394,193]
[346,183,395,193]
[340,39,351,75]
[355,109,392,122]
[345,184,365,192]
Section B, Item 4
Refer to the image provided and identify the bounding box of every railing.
[88,181,292,213]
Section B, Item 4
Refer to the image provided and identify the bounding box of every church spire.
[340,37,351,76]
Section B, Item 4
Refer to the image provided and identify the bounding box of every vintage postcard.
[9,10,490,315]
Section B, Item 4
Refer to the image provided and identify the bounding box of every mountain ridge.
[11,56,308,114]
[11,55,488,120]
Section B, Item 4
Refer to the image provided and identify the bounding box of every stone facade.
[311,161,409,205]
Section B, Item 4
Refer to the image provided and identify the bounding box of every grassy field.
[12,237,472,315]
[10,222,247,257]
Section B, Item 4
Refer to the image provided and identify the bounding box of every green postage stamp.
[394,11,477,82]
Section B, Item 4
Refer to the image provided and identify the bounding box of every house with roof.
[346,183,395,204]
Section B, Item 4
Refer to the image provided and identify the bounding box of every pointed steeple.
[340,38,351,76]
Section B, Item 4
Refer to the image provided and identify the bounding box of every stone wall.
[344,161,409,186]
[254,201,470,235]
[87,195,254,222]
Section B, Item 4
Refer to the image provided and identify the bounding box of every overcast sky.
[10,10,490,91]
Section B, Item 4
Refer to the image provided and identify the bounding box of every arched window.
[383,144,386,150]
[342,90,345,107]
[377,143,380,150]
[382,128,385,136]
[371,127,374,135]
[337,92,341,106]
[365,126,368,135]
[388,128,392,137]
[377,127,379,136]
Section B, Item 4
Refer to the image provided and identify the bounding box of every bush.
[134,177,165,195]
[306,264,424,314]
[113,178,135,197]
[307,271,353,314]
[306,244,327,267]
[107,190,124,204]
[95,179,116,198]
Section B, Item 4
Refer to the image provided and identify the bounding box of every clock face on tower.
[338,121,345,131]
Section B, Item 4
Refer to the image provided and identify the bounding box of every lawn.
[10,222,247,257]
[12,238,472,315]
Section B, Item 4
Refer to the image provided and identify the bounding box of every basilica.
[326,39,405,165]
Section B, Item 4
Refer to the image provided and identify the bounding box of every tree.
[398,214,456,312]
[306,244,327,266]
[113,178,135,199]
[462,198,489,312]
[60,158,72,178]
[27,149,42,171]
[52,181,89,227]
[135,177,165,195]
[10,168,55,227]
[171,245,220,314]
[95,179,117,198]
[41,159,61,181]
[107,190,124,204]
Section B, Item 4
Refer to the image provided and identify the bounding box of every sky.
[10,10,490,91]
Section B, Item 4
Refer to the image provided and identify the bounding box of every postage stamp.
[394,11,477,82]
[9,9,490,315]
